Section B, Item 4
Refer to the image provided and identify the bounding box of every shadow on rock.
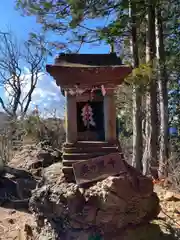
[105,221,179,240]
[0,167,37,212]
[0,144,62,213]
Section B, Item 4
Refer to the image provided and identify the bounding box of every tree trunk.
[143,0,159,179]
[156,6,169,178]
[130,0,143,172]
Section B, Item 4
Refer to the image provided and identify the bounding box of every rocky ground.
[0,144,179,240]
[0,185,179,240]
[0,207,34,239]
[154,185,180,232]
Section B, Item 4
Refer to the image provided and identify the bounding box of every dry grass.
[0,115,65,169]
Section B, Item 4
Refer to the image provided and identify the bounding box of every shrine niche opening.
[77,98,105,142]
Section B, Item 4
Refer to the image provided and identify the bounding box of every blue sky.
[0,1,40,43]
[0,1,110,58]
[0,0,110,117]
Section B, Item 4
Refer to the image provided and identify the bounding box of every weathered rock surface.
[16,178,37,199]
[9,144,62,176]
[105,220,179,240]
[30,160,161,239]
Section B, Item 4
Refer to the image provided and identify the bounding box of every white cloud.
[31,74,65,117]
[3,69,65,118]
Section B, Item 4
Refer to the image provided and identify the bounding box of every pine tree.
[156,2,169,178]
[130,0,143,172]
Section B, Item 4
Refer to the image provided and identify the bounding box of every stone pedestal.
[30,161,160,240]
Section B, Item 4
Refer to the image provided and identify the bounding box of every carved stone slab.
[73,152,127,185]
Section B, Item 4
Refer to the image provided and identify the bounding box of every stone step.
[63,152,108,161]
[63,146,119,154]
[63,153,124,166]
[63,141,117,148]
[63,160,87,167]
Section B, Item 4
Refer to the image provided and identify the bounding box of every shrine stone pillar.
[65,91,77,143]
[104,89,116,142]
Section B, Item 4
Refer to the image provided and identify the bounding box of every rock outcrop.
[9,144,62,176]
[0,143,179,239]
[0,144,62,210]
[30,160,161,239]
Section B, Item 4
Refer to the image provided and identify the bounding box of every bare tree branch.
[0,30,46,118]
[0,97,13,116]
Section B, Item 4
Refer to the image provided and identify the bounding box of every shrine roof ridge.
[54,53,123,67]
[46,53,132,87]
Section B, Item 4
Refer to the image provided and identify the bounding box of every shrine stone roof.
[46,53,132,88]
[54,53,122,67]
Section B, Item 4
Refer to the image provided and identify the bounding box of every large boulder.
[30,160,161,239]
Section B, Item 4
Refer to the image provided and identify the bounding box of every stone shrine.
[30,56,160,239]
[46,53,132,180]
